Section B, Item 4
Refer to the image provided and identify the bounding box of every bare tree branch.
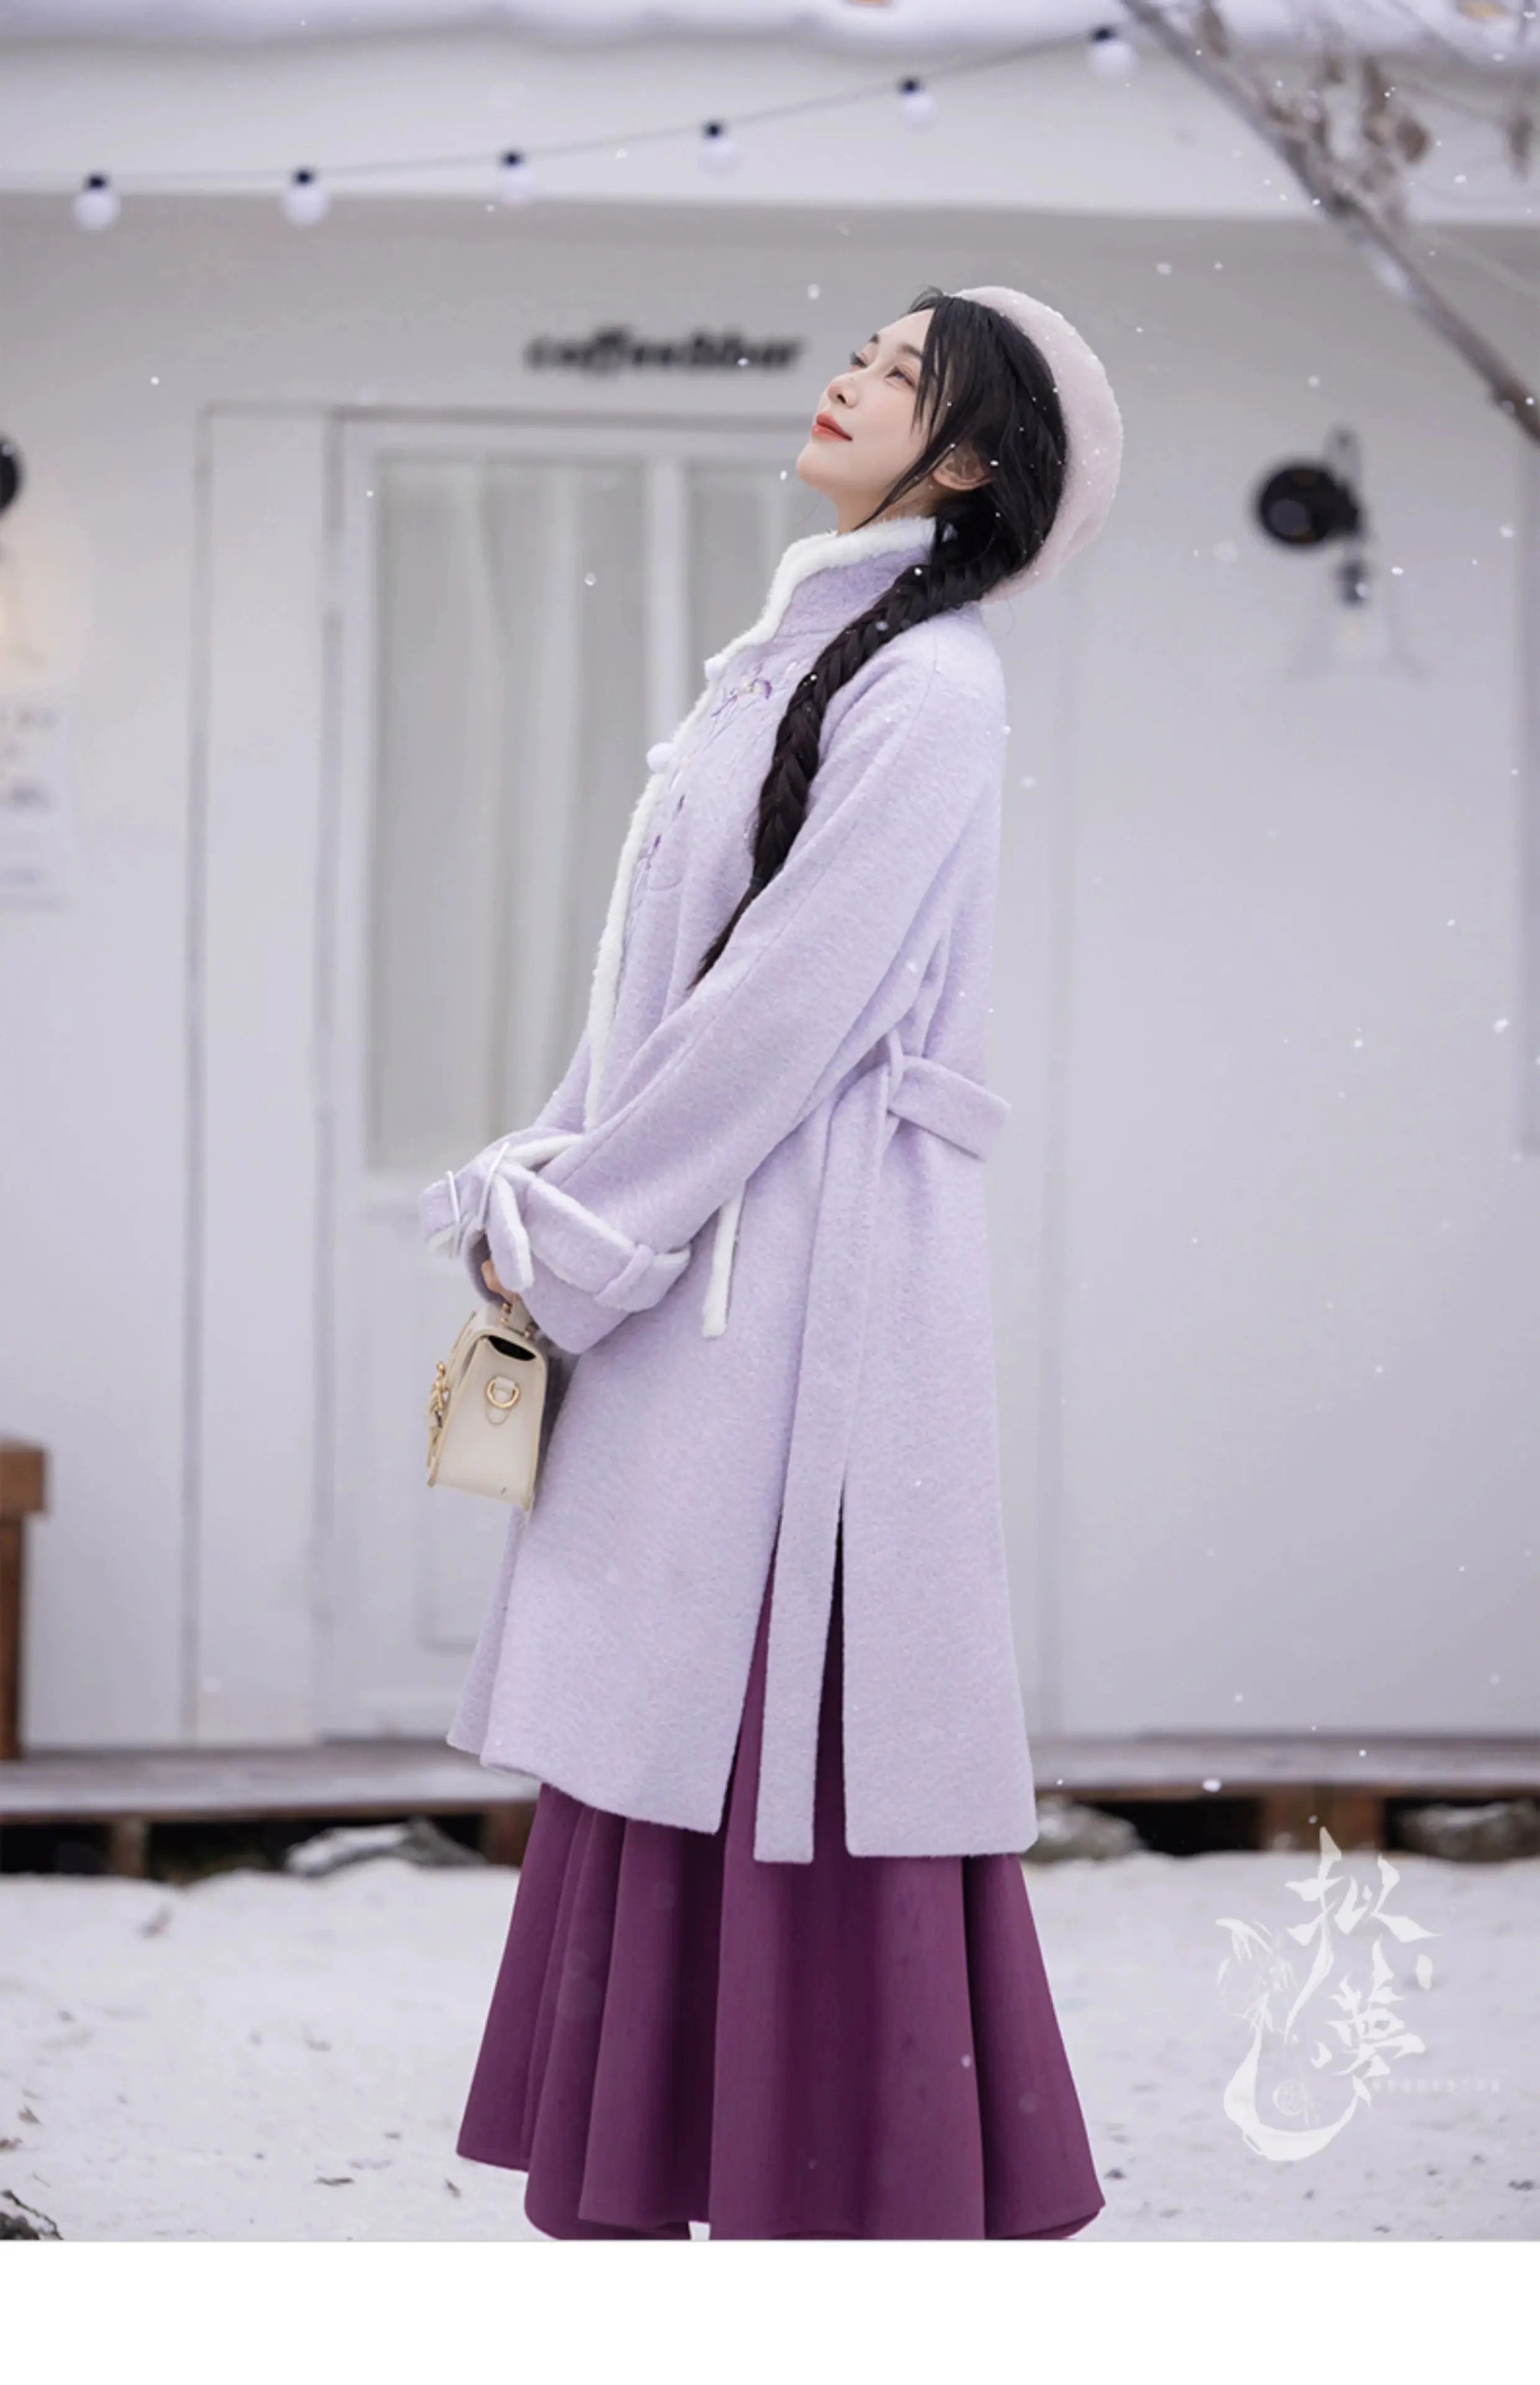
[1118,0,1540,447]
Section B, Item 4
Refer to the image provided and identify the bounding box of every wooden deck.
[0,1741,542,1871]
[3,1730,1537,1873]
[1033,1731,1540,1861]
[0,1739,539,1824]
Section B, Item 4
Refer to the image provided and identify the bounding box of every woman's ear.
[931,442,992,497]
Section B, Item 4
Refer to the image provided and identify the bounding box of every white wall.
[1054,222,1540,1739]
[1,182,1536,1748]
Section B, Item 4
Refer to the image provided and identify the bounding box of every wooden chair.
[0,1443,47,1761]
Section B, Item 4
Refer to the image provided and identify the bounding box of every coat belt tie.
[701,1032,1008,1338]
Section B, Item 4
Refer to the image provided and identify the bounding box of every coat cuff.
[419,1146,693,1353]
[510,1253,636,1356]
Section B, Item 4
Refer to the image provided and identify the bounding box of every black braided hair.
[689,286,1068,987]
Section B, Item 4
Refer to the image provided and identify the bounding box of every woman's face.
[795,306,962,534]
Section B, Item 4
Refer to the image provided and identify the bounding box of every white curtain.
[367,450,804,1179]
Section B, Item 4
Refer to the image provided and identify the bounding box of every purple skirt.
[456,1525,1105,2240]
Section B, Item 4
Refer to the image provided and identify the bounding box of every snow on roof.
[0,0,1526,61]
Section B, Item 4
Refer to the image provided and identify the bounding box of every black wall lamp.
[1254,429,1369,605]
[1252,427,1422,679]
[1258,436,1373,551]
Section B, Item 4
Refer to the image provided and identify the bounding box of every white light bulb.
[497,150,537,206]
[73,174,121,232]
[281,169,330,227]
[897,78,937,129]
[699,121,740,176]
[1087,26,1139,81]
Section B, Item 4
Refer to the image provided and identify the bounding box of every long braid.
[690,288,1067,988]
[690,531,997,984]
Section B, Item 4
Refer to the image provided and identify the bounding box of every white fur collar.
[703,512,937,682]
[582,512,937,1137]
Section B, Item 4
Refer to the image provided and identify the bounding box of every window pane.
[687,463,796,670]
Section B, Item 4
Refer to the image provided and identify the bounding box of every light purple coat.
[420,513,1039,1863]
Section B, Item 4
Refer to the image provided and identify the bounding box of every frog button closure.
[638,734,690,888]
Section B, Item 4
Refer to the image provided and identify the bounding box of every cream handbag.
[425,1294,563,1509]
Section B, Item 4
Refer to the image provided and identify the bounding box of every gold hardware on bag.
[424,1294,555,1508]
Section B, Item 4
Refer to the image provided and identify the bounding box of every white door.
[319,420,802,1734]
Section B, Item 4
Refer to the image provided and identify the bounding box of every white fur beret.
[956,283,1124,596]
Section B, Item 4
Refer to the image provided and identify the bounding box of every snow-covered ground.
[1,1849,1535,2242]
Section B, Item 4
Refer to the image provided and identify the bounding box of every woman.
[420,284,1123,2240]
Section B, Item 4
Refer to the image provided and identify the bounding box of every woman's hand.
[481,1257,517,1302]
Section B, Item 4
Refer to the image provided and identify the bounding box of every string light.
[57,39,1118,230]
[280,168,330,226]
[699,120,740,175]
[497,149,538,206]
[1087,25,1139,81]
[897,78,938,129]
[73,173,120,231]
